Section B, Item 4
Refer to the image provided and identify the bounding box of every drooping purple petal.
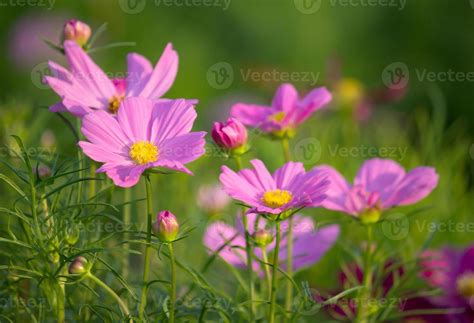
[315,165,352,213]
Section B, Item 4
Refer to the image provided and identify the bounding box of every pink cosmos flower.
[45,40,182,117]
[315,158,439,221]
[203,213,339,274]
[78,97,206,187]
[219,159,329,216]
[197,184,231,215]
[231,83,332,135]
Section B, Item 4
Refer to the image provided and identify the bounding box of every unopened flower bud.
[68,256,88,275]
[62,19,91,46]
[153,210,179,242]
[38,165,52,180]
[211,118,248,152]
[254,229,273,247]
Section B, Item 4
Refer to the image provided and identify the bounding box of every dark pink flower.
[78,97,206,187]
[220,159,329,215]
[231,83,331,136]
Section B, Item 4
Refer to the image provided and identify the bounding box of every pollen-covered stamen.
[268,111,286,122]
[457,272,474,298]
[108,95,124,114]
[261,189,293,208]
[129,141,159,165]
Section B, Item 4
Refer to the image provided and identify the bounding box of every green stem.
[355,225,374,323]
[76,119,84,203]
[122,188,132,286]
[87,273,131,320]
[88,161,96,199]
[234,156,256,320]
[281,138,294,313]
[269,221,281,323]
[261,247,272,298]
[57,280,65,323]
[138,175,153,321]
[168,244,177,323]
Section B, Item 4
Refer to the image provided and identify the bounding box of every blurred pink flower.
[197,184,231,215]
[220,159,329,216]
[78,97,206,187]
[203,213,339,274]
[45,40,184,117]
[315,158,438,222]
[231,83,332,137]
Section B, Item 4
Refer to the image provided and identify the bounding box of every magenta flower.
[203,213,339,274]
[211,117,248,150]
[78,97,206,187]
[315,158,439,223]
[231,83,332,136]
[220,160,329,216]
[45,40,182,117]
[420,247,474,322]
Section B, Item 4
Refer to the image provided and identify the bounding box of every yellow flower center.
[129,141,159,165]
[269,111,286,122]
[108,95,124,114]
[261,189,293,208]
[457,272,474,298]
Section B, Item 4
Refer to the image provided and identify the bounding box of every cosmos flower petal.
[98,163,145,188]
[63,40,116,100]
[126,52,153,95]
[153,159,193,175]
[78,141,127,163]
[81,110,130,152]
[159,132,206,164]
[49,102,67,113]
[280,224,340,271]
[231,103,273,128]
[274,162,306,189]
[249,159,276,191]
[314,165,353,213]
[151,99,198,144]
[117,97,155,142]
[384,166,439,208]
[203,222,247,269]
[272,83,298,112]
[354,158,406,201]
[44,75,101,108]
[291,87,332,124]
[135,43,178,99]
[48,61,73,83]
[220,166,261,206]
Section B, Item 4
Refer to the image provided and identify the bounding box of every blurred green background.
[0,0,474,321]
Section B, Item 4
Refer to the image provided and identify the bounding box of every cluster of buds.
[211,118,249,156]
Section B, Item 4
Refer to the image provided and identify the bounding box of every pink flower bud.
[62,19,91,46]
[68,256,88,275]
[211,118,248,150]
[153,210,179,242]
[254,229,273,247]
